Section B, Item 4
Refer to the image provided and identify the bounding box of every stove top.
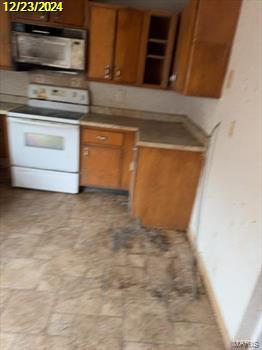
[10,105,84,122]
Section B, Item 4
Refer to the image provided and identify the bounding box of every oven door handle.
[9,117,78,129]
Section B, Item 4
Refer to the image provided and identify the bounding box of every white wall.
[189,0,262,343]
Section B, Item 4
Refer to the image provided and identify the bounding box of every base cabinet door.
[81,145,122,189]
[132,146,203,231]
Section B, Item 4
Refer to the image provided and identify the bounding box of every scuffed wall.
[189,0,262,343]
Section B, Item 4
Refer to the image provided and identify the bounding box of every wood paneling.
[88,6,116,80]
[80,145,122,189]
[132,147,203,231]
[82,128,124,147]
[114,8,144,84]
[0,10,12,69]
[120,132,136,190]
[50,0,85,27]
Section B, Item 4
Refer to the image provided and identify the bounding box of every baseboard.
[187,228,232,350]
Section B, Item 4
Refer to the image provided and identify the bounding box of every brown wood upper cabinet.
[11,0,86,27]
[10,0,49,22]
[88,4,144,84]
[0,10,12,69]
[49,0,86,27]
[172,0,242,98]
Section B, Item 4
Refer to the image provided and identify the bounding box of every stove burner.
[11,105,84,121]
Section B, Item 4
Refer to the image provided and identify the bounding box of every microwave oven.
[12,23,86,71]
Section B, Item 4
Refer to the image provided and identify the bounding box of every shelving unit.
[138,11,178,88]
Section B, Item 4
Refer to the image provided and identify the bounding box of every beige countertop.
[0,102,24,115]
[0,99,206,151]
[81,113,206,152]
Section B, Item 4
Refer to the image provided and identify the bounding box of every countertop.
[0,100,206,151]
[81,113,206,152]
[0,102,24,115]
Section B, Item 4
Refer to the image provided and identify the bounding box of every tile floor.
[0,185,225,349]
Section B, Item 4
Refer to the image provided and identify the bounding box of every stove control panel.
[29,84,89,105]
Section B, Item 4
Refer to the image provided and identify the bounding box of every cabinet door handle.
[83,147,89,157]
[96,135,108,141]
[104,65,112,79]
[169,73,177,83]
[115,66,121,78]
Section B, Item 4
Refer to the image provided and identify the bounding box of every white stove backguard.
[29,84,89,105]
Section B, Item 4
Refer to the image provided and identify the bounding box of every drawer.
[82,128,124,147]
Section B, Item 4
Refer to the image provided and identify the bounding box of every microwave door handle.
[32,30,50,35]
[9,117,78,129]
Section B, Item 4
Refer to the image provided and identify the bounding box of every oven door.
[14,32,72,69]
[8,117,79,172]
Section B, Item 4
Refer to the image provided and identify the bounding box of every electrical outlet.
[228,120,236,137]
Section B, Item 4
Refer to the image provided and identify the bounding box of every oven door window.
[25,132,64,151]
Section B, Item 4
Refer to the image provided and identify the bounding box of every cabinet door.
[88,5,117,80]
[132,147,203,231]
[81,145,122,189]
[173,0,242,97]
[0,10,12,69]
[49,0,85,27]
[113,9,144,84]
[172,0,198,93]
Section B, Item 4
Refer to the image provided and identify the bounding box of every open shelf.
[140,12,177,88]
[148,38,168,44]
[143,58,164,85]
[149,16,171,40]
[146,54,165,60]
[147,41,166,56]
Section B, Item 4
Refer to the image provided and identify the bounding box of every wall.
[0,68,218,133]
[189,0,262,344]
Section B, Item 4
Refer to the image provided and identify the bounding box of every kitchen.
[1,1,261,349]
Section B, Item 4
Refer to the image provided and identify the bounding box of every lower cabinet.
[132,146,204,231]
[81,145,122,189]
[80,126,136,190]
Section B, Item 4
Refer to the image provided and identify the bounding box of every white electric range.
[7,84,89,194]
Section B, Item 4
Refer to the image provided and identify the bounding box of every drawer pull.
[96,135,108,141]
